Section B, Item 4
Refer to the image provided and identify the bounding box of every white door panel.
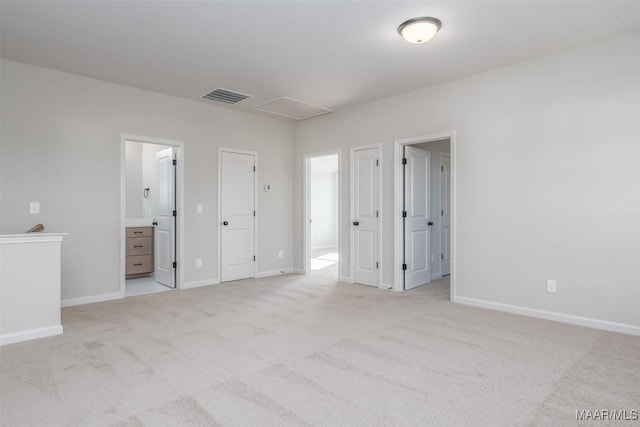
[155,147,176,288]
[441,154,451,276]
[404,146,431,290]
[221,151,255,282]
[353,147,379,287]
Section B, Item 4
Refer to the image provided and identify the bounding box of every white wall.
[141,142,171,219]
[310,155,339,249]
[125,141,171,220]
[125,141,143,218]
[293,33,640,330]
[1,59,294,301]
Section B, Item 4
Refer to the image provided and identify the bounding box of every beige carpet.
[1,274,638,426]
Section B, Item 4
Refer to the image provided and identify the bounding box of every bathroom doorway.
[121,134,184,297]
[304,152,340,279]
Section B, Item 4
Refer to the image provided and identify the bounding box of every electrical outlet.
[196,258,202,268]
[278,250,283,259]
[546,280,557,293]
[30,202,40,214]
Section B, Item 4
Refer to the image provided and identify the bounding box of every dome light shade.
[398,17,442,44]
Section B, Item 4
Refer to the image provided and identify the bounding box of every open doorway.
[304,152,340,279]
[121,135,183,297]
[394,133,454,297]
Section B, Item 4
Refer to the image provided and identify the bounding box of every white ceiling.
[2,1,640,121]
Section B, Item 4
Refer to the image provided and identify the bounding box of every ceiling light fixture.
[398,17,442,44]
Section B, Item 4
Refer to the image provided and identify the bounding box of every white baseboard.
[293,268,304,274]
[454,296,640,337]
[62,292,122,308]
[1,325,63,346]
[339,275,352,283]
[181,278,220,290]
[255,268,293,278]
[380,283,394,290]
[431,273,442,281]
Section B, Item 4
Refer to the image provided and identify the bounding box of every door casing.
[393,132,456,300]
[120,134,185,296]
[440,153,452,277]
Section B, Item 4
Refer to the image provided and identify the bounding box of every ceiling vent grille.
[203,88,252,104]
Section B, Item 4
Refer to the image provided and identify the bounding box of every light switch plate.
[196,204,203,213]
[30,202,40,214]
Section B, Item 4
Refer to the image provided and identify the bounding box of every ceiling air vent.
[203,88,252,105]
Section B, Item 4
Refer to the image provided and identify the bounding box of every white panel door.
[441,154,451,276]
[353,147,379,287]
[155,147,176,288]
[221,151,255,282]
[404,146,431,290]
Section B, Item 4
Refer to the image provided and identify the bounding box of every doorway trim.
[393,131,456,300]
[217,147,259,281]
[303,149,342,276]
[120,134,185,297]
[439,152,451,278]
[349,143,383,288]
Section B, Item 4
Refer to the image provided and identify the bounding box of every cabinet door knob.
[353,221,359,226]
[223,221,229,226]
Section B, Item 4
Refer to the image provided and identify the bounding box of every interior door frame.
[393,132,456,299]
[349,143,382,287]
[303,149,342,276]
[440,152,451,277]
[218,147,258,281]
[120,134,185,296]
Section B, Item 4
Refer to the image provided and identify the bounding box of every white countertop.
[125,218,155,227]
[0,233,68,244]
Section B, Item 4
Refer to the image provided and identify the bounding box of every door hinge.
[173,210,177,217]
[376,210,379,218]
[253,255,256,261]
[376,159,379,166]
[173,159,177,166]
[253,210,256,217]
[253,166,256,172]
[402,263,407,271]
[172,261,177,269]
[402,158,407,165]
[376,262,379,269]
[441,165,443,172]
[441,254,444,260]
[402,211,407,218]
[441,209,443,216]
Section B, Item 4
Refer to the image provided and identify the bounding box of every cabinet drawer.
[126,237,152,256]
[127,227,153,238]
[126,255,153,275]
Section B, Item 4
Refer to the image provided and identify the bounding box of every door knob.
[427,221,434,226]
[222,221,229,226]
[353,221,359,226]
[152,220,158,226]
